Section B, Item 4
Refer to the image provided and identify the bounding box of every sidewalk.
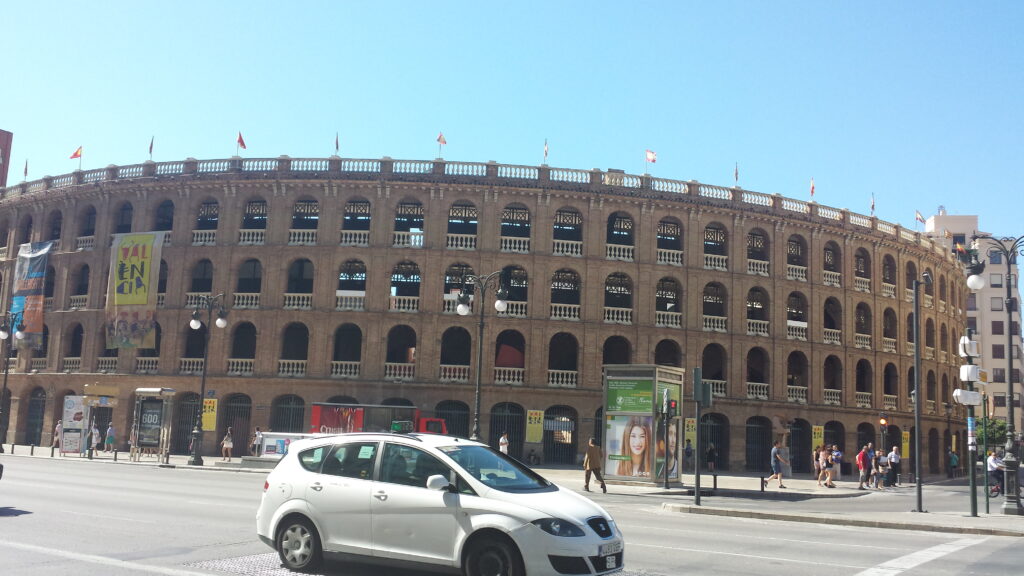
[4,444,1022,537]
[530,465,1024,538]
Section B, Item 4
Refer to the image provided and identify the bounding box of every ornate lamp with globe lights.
[965,233,1024,515]
[0,311,26,453]
[187,294,228,466]
[456,271,507,441]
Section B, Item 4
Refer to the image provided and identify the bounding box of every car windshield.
[438,445,552,492]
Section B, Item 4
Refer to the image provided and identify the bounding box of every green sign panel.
[607,379,654,413]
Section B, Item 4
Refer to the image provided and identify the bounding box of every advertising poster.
[605,414,653,478]
[655,418,680,479]
[902,431,911,461]
[61,395,85,454]
[309,405,365,434]
[12,241,53,350]
[606,378,653,413]
[812,426,824,451]
[201,398,217,432]
[525,410,544,443]
[106,232,165,349]
[138,399,163,448]
[63,430,82,454]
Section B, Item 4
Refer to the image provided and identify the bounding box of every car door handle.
[310,482,323,492]
[374,491,388,501]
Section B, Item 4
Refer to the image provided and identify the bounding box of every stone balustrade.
[330,361,360,378]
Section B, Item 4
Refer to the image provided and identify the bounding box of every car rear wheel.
[276,517,322,573]
[464,536,524,576]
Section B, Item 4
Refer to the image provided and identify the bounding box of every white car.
[257,432,624,575]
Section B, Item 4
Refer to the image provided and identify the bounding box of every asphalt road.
[0,456,1020,575]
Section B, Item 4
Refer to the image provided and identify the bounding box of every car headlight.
[531,518,585,537]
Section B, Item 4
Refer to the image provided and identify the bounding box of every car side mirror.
[426,474,452,491]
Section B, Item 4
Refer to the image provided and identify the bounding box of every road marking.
[62,509,160,523]
[616,520,911,551]
[853,538,987,576]
[0,539,214,576]
[628,542,869,569]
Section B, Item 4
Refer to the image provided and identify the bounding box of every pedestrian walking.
[583,437,607,493]
[763,440,788,488]
[684,439,694,472]
[888,446,901,486]
[856,445,870,490]
[499,431,510,455]
[812,444,821,480]
[251,427,263,457]
[52,420,62,449]
[221,427,234,461]
[949,450,959,478]
[818,445,836,487]
[706,443,718,474]
[105,422,116,452]
[872,448,887,489]
[129,424,139,462]
[91,422,102,453]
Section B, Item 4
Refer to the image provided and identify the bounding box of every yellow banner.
[812,425,824,450]
[684,417,697,447]
[202,399,218,432]
[525,410,544,443]
[113,234,157,305]
[106,232,164,348]
[902,431,911,460]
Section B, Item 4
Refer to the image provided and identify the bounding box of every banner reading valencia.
[12,241,54,350]
[106,232,165,349]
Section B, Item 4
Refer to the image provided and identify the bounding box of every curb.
[661,503,1024,538]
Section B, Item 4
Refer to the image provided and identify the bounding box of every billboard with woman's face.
[606,415,653,478]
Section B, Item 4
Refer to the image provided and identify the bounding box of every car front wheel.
[464,536,524,576]
[276,517,322,573]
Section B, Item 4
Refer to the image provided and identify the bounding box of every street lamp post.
[186,294,227,467]
[912,271,931,513]
[944,403,952,478]
[0,311,26,454]
[456,271,507,441]
[967,233,1024,515]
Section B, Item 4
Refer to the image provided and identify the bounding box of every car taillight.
[264,480,269,492]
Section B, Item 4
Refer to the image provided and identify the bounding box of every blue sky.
[3,2,1022,236]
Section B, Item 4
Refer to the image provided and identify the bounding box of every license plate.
[599,540,623,556]
[605,555,617,569]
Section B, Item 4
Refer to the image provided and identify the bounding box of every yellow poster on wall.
[202,398,218,432]
[812,425,824,451]
[902,431,911,460]
[525,410,544,443]
[684,417,697,448]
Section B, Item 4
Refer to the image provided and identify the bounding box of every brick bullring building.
[0,156,968,471]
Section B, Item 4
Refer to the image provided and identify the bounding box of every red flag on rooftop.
[645,149,657,163]
[69,146,82,159]
[437,132,447,146]
[335,132,339,154]
[149,136,154,156]
[23,159,28,179]
[237,132,247,150]
[915,210,926,224]
[810,177,815,198]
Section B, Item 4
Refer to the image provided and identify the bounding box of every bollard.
[759,476,765,492]
[87,447,93,460]
[713,474,718,490]
[30,444,35,456]
[50,446,55,458]
[9,444,14,454]
[113,449,118,462]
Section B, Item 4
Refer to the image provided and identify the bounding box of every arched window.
[153,200,174,232]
